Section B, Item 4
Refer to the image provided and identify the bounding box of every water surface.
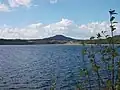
[0,45,83,90]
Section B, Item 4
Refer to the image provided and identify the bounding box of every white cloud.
[0,0,58,12]
[0,19,120,39]
[50,0,58,4]
[0,0,32,12]
[8,0,31,8]
[0,4,10,12]
[28,23,43,28]
[79,22,120,38]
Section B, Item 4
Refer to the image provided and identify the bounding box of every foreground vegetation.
[77,9,120,90]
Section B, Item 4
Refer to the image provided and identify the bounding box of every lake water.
[0,45,84,90]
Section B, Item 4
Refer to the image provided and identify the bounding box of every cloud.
[0,19,120,39]
[8,0,32,8]
[0,0,32,12]
[50,0,58,4]
[0,0,58,12]
[28,23,43,28]
[79,22,120,38]
[0,4,10,12]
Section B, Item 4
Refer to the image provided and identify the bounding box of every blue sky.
[0,0,120,39]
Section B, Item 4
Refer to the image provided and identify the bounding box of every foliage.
[79,9,120,90]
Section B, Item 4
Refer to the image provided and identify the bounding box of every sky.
[0,0,120,39]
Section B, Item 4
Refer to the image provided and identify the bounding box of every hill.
[0,35,77,45]
[43,35,75,41]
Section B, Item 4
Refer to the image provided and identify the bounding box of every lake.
[0,45,84,90]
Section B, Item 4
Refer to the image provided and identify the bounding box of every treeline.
[0,35,120,45]
[0,39,67,45]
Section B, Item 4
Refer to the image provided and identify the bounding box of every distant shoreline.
[0,34,120,45]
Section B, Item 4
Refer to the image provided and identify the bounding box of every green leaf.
[50,87,55,90]
[101,30,107,34]
[50,79,56,90]
[76,84,83,90]
[109,9,118,15]
[110,25,115,28]
[92,64,100,72]
[90,58,94,63]
[116,84,120,90]
[105,35,109,38]
[108,65,113,71]
[80,69,85,76]
[117,61,120,67]
[112,12,118,15]
[110,16,115,22]
[90,36,95,40]
[112,27,116,31]
[84,70,88,76]
[97,33,102,38]
[106,47,112,53]
[106,80,112,88]
[109,9,115,15]
[89,54,95,58]
[112,51,119,57]
[82,49,86,55]
[82,41,85,46]
[113,21,118,23]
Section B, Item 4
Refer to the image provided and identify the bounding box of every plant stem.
[110,13,115,90]
[82,43,92,90]
[91,44,101,90]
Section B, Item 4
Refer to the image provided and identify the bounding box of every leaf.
[82,41,86,46]
[82,49,86,55]
[106,47,112,53]
[106,80,112,88]
[105,35,109,38]
[90,58,94,63]
[50,79,56,90]
[112,27,116,31]
[76,84,82,90]
[110,25,116,31]
[84,70,88,76]
[89,54,95,59]
[116,84,120,90]
[117,61,120,67]
[101,30,107,34]
[110,16,115,22]
[90,36,95,40]
[113,21,118,24]
[79,69,85,76]
[92,64,100,72]
[112,12,118,15]
[96,33,102,38]
[109,9,117,15]
[108,65,113,71]
[50,87,54,90]
[112,51,119,57]
[109,9,115,15]
[101,31,104,33]
[110,24,115,27]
